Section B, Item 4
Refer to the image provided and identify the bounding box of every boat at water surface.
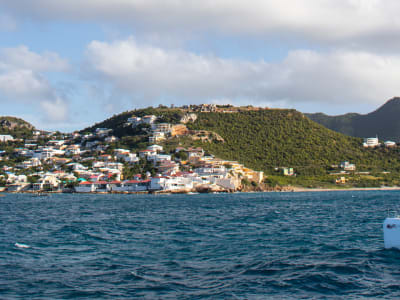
[383,217,400,249]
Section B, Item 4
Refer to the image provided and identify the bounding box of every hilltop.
[82,106,400,177]
[306,97,400,141]
[184,110,400,175]
[0,116,35,139]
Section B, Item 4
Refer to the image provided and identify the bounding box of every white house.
[67,163,88,171]
[75,181,109,193]
[148,154,171,164]
[75,181,95,193]
[150,176,193,191]
[6,174,28,184]
[385,141,396,147]
[194,166,228,178]
[65,145,81,156]
[32,175,61,191]
[147,145,163,152]
[17,158,41,169]
[142,115,157,124]
[95,128,112,137]
[139,149,157,159]
[363,137,379,148]
[33,148,54,160]
[112,180,150,192]
[128,116,142,126]
[340,161,356,171]
[151,123,172,133]
[149,131,165,143]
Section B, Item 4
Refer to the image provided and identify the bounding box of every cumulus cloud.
[0,46,69,72]
[40,97,68,122]
[0,69,52,100]
[0,46,69,123]
[3,0,400,49]
[84,38,400,109]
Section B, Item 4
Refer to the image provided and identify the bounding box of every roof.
[94,181,108,185]
[109,181,121,184]
[125,180,140,184]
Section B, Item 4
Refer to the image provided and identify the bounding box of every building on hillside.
[363,137,379,148]
[180,113,197,124]
[16,158,41,169]
[139,149,157,159]
[128,116,142,126]
[95,128,112,137]
[32,175,61,191]
[147,145,163,152]
[200,104,217,112]
[152,123,172,133]
[335,177,347,184]
[142,115,157,125]
[385,141,396,147]
[339,161,356,171]
[149,132,165,143]
[281,167,295,176]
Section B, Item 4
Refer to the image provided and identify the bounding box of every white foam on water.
[15,242,30,249]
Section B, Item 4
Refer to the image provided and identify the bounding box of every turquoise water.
[0,191,399,299]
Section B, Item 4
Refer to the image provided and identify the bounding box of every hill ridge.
[306,97,400,141]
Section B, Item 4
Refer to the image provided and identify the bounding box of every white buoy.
[383,217,400,249]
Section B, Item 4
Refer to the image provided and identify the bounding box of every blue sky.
[1,0,400,132]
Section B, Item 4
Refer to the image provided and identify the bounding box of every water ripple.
[0,191,400,298]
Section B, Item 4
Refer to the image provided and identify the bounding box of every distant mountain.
[306,97,400,141]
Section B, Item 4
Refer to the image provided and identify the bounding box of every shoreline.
[3,186,400,195]
[288,186,400,193]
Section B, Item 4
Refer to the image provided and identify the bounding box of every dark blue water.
[1,191,400,299]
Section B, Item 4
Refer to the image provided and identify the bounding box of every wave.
[15,242,30,249]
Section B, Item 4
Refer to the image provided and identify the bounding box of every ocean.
[0,191,399,299]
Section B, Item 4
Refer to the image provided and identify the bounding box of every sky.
[1,0,400,132]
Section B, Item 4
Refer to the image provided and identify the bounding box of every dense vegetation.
[77,105,400,188]
[306,97,400,141]
[186,110,400,175]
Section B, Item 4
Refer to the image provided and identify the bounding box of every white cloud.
[0,69,52,100]
[40,97,68,123]
[0,46,69,72]
[0,46,69,123]
[85,38,400,110]
[3,0,400,49]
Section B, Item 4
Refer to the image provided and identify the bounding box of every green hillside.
[81,106,400,178]
[306,97,400,141]
[185,109,400,175]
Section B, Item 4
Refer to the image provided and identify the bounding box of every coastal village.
[0,108,265,194]
[0,104,397,194]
